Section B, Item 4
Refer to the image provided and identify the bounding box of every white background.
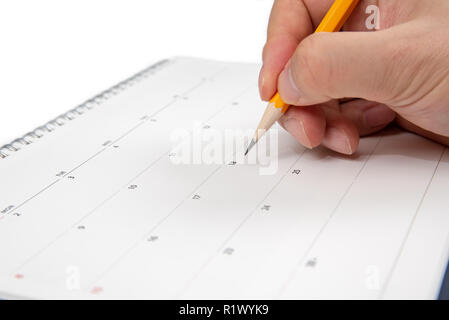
[0,0,272,146]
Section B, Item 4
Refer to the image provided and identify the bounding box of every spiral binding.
[0,59,171,159]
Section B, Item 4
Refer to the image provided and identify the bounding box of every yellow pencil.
[245,0,361,155]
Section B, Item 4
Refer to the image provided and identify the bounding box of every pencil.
[245,0,361,155]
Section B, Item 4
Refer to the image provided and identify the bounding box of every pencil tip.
[245,139,256,156]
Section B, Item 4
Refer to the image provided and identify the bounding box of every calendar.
[0,57,448,299]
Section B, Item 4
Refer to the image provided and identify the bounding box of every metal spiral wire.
[0,59,170,159]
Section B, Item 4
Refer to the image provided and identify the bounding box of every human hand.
[260,0,449,154]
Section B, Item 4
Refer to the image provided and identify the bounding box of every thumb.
[277,28,405,106]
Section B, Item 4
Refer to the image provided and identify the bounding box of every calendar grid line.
[175,147,308,298]
[276,134,384,298]
[60,75,213,178]
[378,146,447,299]
[62,147,110,178]
[53,65,229,179]
[216,150,308,253]
[10,77,253,281]
[7,179,61,215]
[110,120,148,146]
[86,165,224,291]
[1,67,224,229]
[82,85,256,292]
[84,85,256,291]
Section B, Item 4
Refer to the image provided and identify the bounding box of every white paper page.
[0,57,448,300]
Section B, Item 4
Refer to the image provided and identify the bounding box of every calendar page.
[0,57,448,299]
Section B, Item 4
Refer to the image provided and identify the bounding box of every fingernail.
[363,105,395,128]
[324,127,353,155]
[282,118,312,149]
[278,62,301,105]
[258,66,265,100]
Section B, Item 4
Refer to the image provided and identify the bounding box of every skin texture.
[259,0,449,154]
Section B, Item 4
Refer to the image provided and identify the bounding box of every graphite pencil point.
[245,139,256,156]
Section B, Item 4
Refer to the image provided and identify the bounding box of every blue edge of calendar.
[438,260,449,300]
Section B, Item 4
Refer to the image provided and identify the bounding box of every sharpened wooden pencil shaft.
[244,101,284,155]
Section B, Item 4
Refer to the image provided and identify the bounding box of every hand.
[260,0,449,154]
